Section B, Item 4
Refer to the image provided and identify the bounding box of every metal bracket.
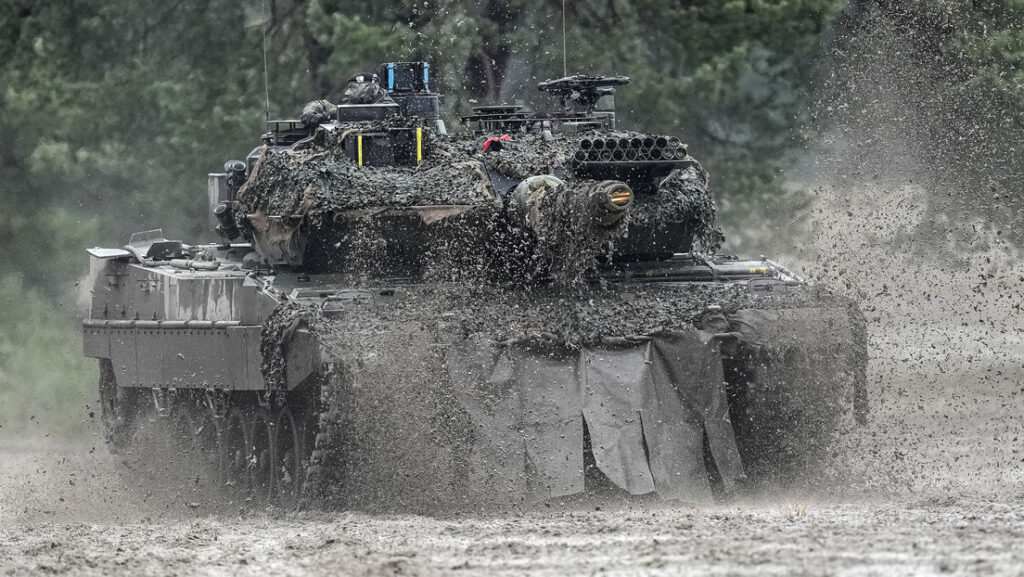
[320,290,377,316]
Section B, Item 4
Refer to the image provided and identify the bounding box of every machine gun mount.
[537,75,630,113]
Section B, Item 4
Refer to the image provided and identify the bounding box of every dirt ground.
[2,318,1022,577]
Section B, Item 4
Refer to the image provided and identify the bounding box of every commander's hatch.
[262,119,313,147]
[123,229,185,262]
[86,247,132,260]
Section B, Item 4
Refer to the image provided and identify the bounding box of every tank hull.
[85,266,866,508]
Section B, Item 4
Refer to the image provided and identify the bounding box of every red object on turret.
[482,134,511,152]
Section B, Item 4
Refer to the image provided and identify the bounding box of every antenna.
[261,0,270,123]
[562,0,567,77]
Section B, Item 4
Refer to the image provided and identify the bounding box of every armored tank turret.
[82,62,866,508]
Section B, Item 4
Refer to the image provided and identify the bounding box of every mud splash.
[783,5,1024,501]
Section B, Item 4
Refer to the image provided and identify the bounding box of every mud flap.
[447,327,744,504]
[517,354,585,501]
[579,345,656,495]
[320,322,747,507]
[283,324,320,389]
[447,336,528,506]
[647,332,744,500]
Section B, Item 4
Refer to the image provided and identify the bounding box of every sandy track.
[2,498,1023,576]
[2,320,1023,576]
[1,460,1021,577]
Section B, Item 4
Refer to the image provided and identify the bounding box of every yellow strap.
[416,128,422,163]
[357,133,363,166]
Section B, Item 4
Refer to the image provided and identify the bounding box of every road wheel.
[249,408,275,502]
[185,407,221,491]
[274,407,303,505]
[123,404,158,474]
[220,408,251,497]
[99,359,135,452]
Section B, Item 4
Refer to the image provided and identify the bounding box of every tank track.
[101,366,320,507]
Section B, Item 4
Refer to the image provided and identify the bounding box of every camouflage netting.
[236,124,724,279]
[259,300,319,391]
[236,123,494,239]
[511,177,630,287]
[480,132,577,181]
[460,131,724,254]
[636,163,723,253]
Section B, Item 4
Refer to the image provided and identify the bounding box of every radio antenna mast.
[261,0,270,123]
[562,0,567,76]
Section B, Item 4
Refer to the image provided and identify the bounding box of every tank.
[82,62,867,509]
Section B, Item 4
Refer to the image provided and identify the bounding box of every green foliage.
[307,1,412,79]
[820,0,1024,246]
[0,276,95,435]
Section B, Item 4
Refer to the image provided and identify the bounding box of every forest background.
[1,0,1022,432]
